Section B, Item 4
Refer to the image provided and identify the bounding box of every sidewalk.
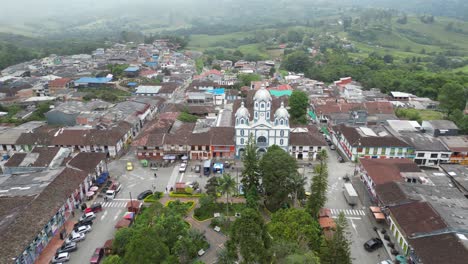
[34,218,76,264]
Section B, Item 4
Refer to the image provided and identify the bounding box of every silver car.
[52,252,70,263]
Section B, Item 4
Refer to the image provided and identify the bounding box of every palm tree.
[317,149,328,165]
[218,173,237,216]
[289,172,306,207]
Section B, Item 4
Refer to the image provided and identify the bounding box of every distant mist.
[0,0,466,32]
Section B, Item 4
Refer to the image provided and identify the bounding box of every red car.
[90,248,104,264]
[84,203,103,214]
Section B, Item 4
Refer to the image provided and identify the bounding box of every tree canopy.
[268,208,322,252]
[260,145,300,211]
[230,208,271,263]
[282,50,311,73]
[289,90,309,124]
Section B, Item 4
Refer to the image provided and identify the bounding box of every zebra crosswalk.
[330,208,366,216]
[102,201,128,208]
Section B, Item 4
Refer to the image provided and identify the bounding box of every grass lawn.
[417,109,445,120]
[194,202,247,221]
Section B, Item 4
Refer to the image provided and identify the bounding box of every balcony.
[257,142,268,147]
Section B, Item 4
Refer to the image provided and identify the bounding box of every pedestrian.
[104,196,108,202]
[71,210,75,218]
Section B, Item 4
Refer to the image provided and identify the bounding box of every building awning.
[308,110,317,119]
[373,212,385,220]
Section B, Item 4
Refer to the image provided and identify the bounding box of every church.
[234,86,290,157]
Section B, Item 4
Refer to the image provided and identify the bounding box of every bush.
[166,200,196,213]
[143,192,163,203]
[169,192,203,198]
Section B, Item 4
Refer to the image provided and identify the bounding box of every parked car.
[179,163,187,173]
[126,162,133,171]
[85,203,102,213]
[66,232,85,243]
[106,190,117,199]
[56,242,77,254]
[74,219,93,229]
[364,238,383,252]
[137,190,153,200]
[330,145,336,150]
[52,252,70,263]
[90,248,104,264]
[80,212,96,222]
[195,165,201,173]
[73,225,92,234]
[112,182,122,192]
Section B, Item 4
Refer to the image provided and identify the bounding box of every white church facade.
[234,87,290,156]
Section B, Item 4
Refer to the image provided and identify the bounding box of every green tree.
[307,163,328,219]
[269,67,276,77]
[289,90,309,124]
[212,64,221,71]
[438,83,467,115]
[124,228,169,264]
[231,208,271,263]
[218,173,237,216]
[241,134,260,192]
[112,227,134,256]
[195,58,204,74]
[260,145,299,211]
[177,112,198,123]
[238,73,261,87]
[282,50,311,73]
[107,64,129,78]
[205,176,219,198]
[319,212,352,264]
[268,208,322,251]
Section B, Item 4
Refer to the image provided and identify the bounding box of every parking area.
[65,150,235,263]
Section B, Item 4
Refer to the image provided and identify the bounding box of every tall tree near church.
[241,134,260,193]
[260,145,299,211]
[307,162,329,219]
[289,90,309,124]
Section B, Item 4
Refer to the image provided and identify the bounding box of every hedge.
[169,192,203,198]
[143,191,163,203]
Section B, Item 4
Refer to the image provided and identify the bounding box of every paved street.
[324,147,389,264]
[67,149,219,264]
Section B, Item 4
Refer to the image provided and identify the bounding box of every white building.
[235,87,289,156]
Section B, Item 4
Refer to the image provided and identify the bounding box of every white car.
[66,232,85,243]
[73,225,92,234]
[79,212,96,222]
[52,252,70,263]
[106,190,116,199]
[179,163,187,173]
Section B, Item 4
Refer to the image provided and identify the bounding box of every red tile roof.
[269,84,292,91]
[360,158,420,185]
[409,233,468,264]
[48,78,72,88]
[389,201,447,237]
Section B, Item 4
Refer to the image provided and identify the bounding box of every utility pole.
[129,191,134,209]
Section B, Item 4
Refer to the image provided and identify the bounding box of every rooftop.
[334,124,410,148]
[0,167,88,263]
[409,233,468,264]
[439,136,468,152]
[425,120,459,130]
[389,201,447,238]
[75,77,112,84]
[398,131,450,152]
[360,158,421,185]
